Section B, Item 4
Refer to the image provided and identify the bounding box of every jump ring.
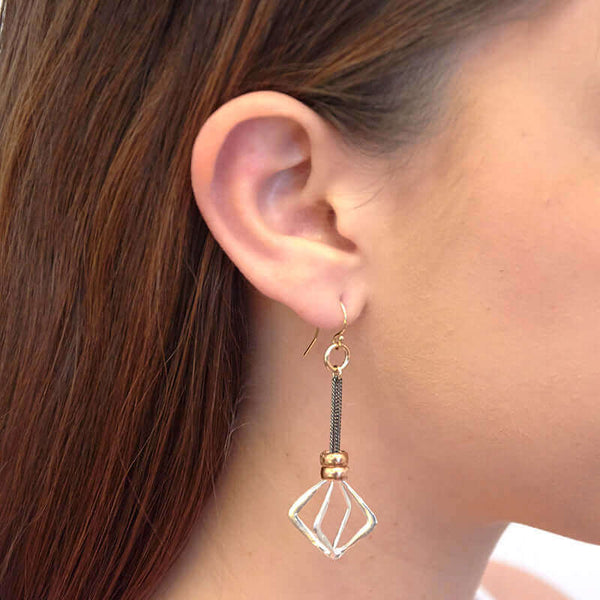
[324,341,350,374]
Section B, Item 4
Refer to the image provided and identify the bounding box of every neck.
[152,292,507,600]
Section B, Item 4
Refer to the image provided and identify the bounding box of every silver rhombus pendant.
[288,450,377,560]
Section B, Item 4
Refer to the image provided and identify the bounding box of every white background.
[490,523,600,599]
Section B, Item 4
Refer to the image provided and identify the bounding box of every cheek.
[436,163,600,535]
[468,175,600,341]
[375,0,600,537]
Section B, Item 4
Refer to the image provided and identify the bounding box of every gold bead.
[320,450,349,467]
[321,465,349,480]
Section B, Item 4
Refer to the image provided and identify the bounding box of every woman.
[0,0,596,598]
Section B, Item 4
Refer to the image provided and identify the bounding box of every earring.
[287,297,377,560]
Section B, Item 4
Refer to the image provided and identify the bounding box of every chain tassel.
[329,373,342,453]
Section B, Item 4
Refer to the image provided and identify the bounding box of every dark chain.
[329,372,343,453]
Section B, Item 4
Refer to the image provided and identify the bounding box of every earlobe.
[189,91,368,330]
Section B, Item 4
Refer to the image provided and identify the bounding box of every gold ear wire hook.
[302,299,347,356]
[303,327,319,356]
[333,299,347,341]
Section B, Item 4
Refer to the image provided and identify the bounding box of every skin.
[152,0,597,597]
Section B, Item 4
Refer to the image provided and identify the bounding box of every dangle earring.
[287,298,377,560]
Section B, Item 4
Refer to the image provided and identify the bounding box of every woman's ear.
[190,90,371,329]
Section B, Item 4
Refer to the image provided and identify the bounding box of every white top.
[490,522,600,599]
[475,587,496,600]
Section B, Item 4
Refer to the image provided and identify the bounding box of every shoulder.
[481,560,572,600]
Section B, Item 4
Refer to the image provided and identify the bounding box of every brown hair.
[0,1,553,598]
